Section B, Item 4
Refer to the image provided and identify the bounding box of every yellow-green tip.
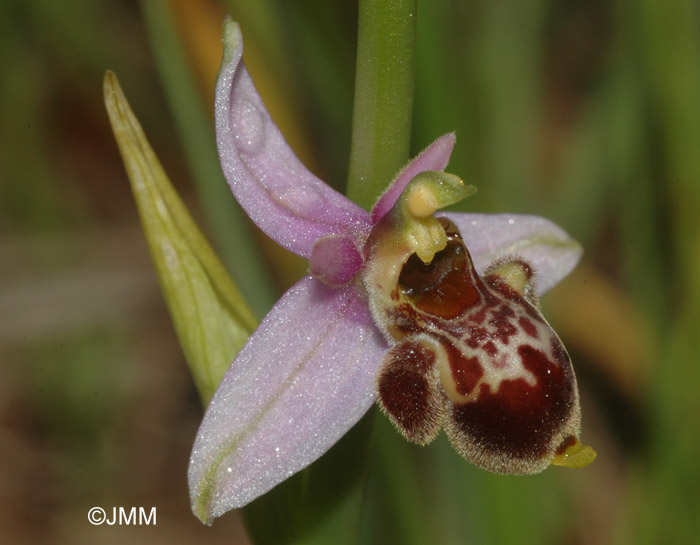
[551,438,597,469]
[402,170,476,217]
[396,171,476,263]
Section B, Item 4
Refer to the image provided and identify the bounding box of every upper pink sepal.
[442,212,583,295]
[215,21,371,259]
[188,275,386,523]
[370,133,456,224]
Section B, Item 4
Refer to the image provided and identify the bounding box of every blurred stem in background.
[141,0,276,318]
[631,1,700,543]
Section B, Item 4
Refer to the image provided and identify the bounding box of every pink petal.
[370,133,456,224]
[188,276,387,522]
[309,235,364,287]
[216,21,371,258]
[442,212,582,295]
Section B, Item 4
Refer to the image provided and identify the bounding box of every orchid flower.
[189,20,594,524]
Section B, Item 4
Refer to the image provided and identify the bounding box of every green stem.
[347,0,417,209]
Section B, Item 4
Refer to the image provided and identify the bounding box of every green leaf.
[104,71,257,403]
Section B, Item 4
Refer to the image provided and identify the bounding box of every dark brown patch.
[441,339,484,396]
[450,344,574,461]
[489,305,518,344]
[465,326,488,349]
[378,340,443,443]
[482,341,499,357]
[399,239,480,319]
[389,303,424,335]
[518,316,539,339]
[468,305,489,326]
[555,435,577,455]
[550,335,571,368]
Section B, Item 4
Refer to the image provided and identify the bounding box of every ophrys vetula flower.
[189,19,594,524]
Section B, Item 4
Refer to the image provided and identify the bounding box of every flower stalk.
[347,0,417,209]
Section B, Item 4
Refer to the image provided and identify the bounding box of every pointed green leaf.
[104,71,257,403]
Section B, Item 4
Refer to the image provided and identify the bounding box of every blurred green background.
[2,0,699,543]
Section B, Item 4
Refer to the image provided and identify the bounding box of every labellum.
[363,173,595,474]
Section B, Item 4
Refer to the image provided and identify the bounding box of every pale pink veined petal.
[216,20,371,258]
[442,212,583,295]
[370,133,456,224]
[188,276,387,523]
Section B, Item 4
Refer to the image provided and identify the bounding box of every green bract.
[104,71,257,403]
